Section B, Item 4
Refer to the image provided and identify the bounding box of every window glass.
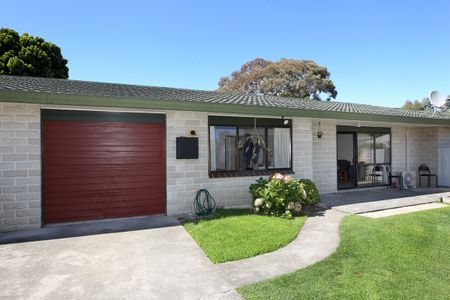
[208,118,293,172]
[267,128,291,168]
[357,133,374,164]
[238,127,266,170]
[375,133,390,163]
[209,126,237,171]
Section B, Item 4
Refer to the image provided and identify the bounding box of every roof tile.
[0,75,449,121]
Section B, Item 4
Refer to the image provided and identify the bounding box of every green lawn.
[183,209,307,263]
[239,206,450,300]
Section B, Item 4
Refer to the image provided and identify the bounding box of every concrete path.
[0,223,241,299]
[360,202,448,218]
[320,188,450,214]
[218,209,347,287]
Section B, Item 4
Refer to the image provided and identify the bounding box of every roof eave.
[0,89,449,126]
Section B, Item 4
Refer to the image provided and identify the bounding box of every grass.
[183,209,307,263]
[239,206,450,300]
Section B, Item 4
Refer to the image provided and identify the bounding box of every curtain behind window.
[209,126,216,171]
[273,128,291,168]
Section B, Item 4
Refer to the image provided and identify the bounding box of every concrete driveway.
[0,219,241,299]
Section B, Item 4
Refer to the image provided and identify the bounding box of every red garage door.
[42,110,166,224]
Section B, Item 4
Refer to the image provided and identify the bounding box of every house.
[0,75,449,232]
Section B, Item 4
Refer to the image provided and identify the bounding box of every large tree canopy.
[218,58,337,100]
[0,28,68,78]
[402,98,430,110]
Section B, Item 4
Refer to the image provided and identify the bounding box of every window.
[209,116,292,176]
[357,133,374,164]
[375,133,391,164]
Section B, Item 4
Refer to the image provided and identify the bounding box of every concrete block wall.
[438,127,450,148]
[292,117,313,179]
[165,111,209,215]
[0,102,41,232]
[312,120,337,194]
[438,127,450,186]
[165,113,315,215]
[407,127,438,175]
[391,127,407,173]
[390,126,450,186]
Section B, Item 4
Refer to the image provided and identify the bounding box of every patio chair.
[368,165,383,184]
[337,160,351,182]
[418,164,438,188]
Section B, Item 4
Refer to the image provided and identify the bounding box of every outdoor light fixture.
[317,122,323,138]
[281,115,289,125]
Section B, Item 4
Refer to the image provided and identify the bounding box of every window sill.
[209,169,294,178]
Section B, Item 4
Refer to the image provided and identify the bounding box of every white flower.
[271,173,284,180]
[294,202,302,212]
[254,198,264,207]
[283,175,292,183]
[266,202,272,208]
[287,202,295,210]
[302,190,307,199]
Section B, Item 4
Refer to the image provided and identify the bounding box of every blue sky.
[2,0,449,107]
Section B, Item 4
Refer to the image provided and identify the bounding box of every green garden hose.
[194,189,216,216]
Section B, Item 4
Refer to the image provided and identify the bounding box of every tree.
[402,98,430,110]
[218,58,337,100]
[0,28,68,78]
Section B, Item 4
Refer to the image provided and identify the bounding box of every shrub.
[249,173,320,218]
[298,179,320,206]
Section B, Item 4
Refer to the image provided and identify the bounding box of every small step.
[359,203,448,219]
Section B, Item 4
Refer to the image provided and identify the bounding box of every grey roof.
[0,75,449,121]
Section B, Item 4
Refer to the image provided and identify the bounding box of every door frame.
[336,132,357,190]
[336,126,392,190]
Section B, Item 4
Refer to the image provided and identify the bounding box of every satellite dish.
[428,90,448,117]
[429,91,447,108]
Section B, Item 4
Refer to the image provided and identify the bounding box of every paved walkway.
[0,221,241,299]
[359,202,448,218]
[218,209,347,287]
[320,188,450,214]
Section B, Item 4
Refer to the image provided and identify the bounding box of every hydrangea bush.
[249,173,320,219]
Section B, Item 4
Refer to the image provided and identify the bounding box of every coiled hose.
[194,189,216,216]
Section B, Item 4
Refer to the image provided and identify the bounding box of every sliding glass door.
[337,127,391,189]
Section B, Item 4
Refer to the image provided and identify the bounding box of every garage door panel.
[44,168,164,180]
[43,151,164,159]
[44,144,164,152]
[45,201,165,219]
[44,157,164,166]
[45,206,165,224]
[45,197,165,213]
[43,113,166,224]
[44,188,165,205]
[45,191,165,206]
[46,137,161,150]
[44,136,165,145]
[45,180,165,193]
[44,121,162,131]
[45,173,165,186]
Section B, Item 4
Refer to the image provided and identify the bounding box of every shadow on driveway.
[0,215,180,245]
